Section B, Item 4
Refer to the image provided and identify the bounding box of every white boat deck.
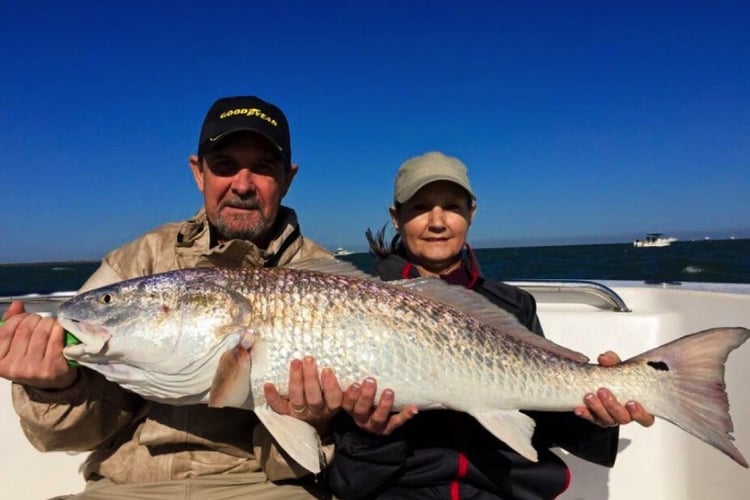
[539,282,750,499]
[2,281,749,499]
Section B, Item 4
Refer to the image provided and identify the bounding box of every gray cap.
[393,152,476,203]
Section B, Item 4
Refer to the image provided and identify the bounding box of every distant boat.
[332,247,355,256]
[633,233,677,248]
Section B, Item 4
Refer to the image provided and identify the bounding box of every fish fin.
[628,327,750,468]
[283,257,375,280]
[472,409,538,462]
[254,404,322,474]
[394,278,590,363]
[208,344,253,409]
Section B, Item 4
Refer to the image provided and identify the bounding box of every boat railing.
[1,281,632,315]
[506,280,631,312]
[0,292,76,315]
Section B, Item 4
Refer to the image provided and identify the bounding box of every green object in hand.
[0,318,81,367]
[64,331,81,367]
[65,331,81,346]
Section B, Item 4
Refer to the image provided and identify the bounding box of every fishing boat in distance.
[633,232,677,248]
[332,246,355,256]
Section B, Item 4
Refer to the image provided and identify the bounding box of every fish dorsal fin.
[284,257,375,280]
[393,278,590,364]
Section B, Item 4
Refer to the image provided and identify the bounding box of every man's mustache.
[220,197,262,210]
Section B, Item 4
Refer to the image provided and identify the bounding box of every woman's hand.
[574,351,655,428]
[341,377,418,435]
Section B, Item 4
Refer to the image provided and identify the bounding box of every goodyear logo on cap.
[219,108,278,127]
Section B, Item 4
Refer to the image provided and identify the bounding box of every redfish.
[57,260,749,473]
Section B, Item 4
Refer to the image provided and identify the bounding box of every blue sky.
[2,1,749,263]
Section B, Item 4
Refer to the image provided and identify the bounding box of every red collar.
[399,244,479,289]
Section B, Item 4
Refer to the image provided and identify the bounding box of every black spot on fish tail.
[647,360,670,371]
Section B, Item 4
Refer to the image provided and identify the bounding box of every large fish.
[57,260,749,473]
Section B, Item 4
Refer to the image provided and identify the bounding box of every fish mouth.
[58,316,111,361]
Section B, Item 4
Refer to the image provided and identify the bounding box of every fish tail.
[628,327,749,467]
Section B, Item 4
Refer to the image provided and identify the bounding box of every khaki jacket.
[12,207,333,485]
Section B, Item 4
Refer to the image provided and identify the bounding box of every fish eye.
[98,293,116,305]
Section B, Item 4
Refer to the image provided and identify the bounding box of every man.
[0,96,341,499]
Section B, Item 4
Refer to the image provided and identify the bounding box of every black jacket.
[327,251,618,500]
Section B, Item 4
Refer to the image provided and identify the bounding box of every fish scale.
[256,269,502,407]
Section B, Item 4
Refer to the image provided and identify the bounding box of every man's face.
[189,132,297,246]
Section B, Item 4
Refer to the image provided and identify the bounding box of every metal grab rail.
[1,281,631,315]
[0,292,76,316]
[506,280,631,312]
[0,292,76,303]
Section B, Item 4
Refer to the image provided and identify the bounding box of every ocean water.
[0,239,748,297]
[344,239,750,284]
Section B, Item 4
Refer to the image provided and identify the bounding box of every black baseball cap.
[197,96,291,165]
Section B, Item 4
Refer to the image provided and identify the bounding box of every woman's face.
[391,180,476,276]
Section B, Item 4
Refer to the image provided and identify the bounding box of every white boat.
[633,233,677,248]
[332,247,355,256]
[2,281,750,499]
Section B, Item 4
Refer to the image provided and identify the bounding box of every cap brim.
[396,174,476,203]
[199,127,287,163]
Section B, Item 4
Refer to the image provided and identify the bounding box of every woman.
[328,152,654,499]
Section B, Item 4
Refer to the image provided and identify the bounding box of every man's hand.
[341,377,418,436]
[0,301,78,390]
[574,351,655,428]
[263,356,343,434]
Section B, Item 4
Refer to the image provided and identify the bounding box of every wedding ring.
[291,404,308,415]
